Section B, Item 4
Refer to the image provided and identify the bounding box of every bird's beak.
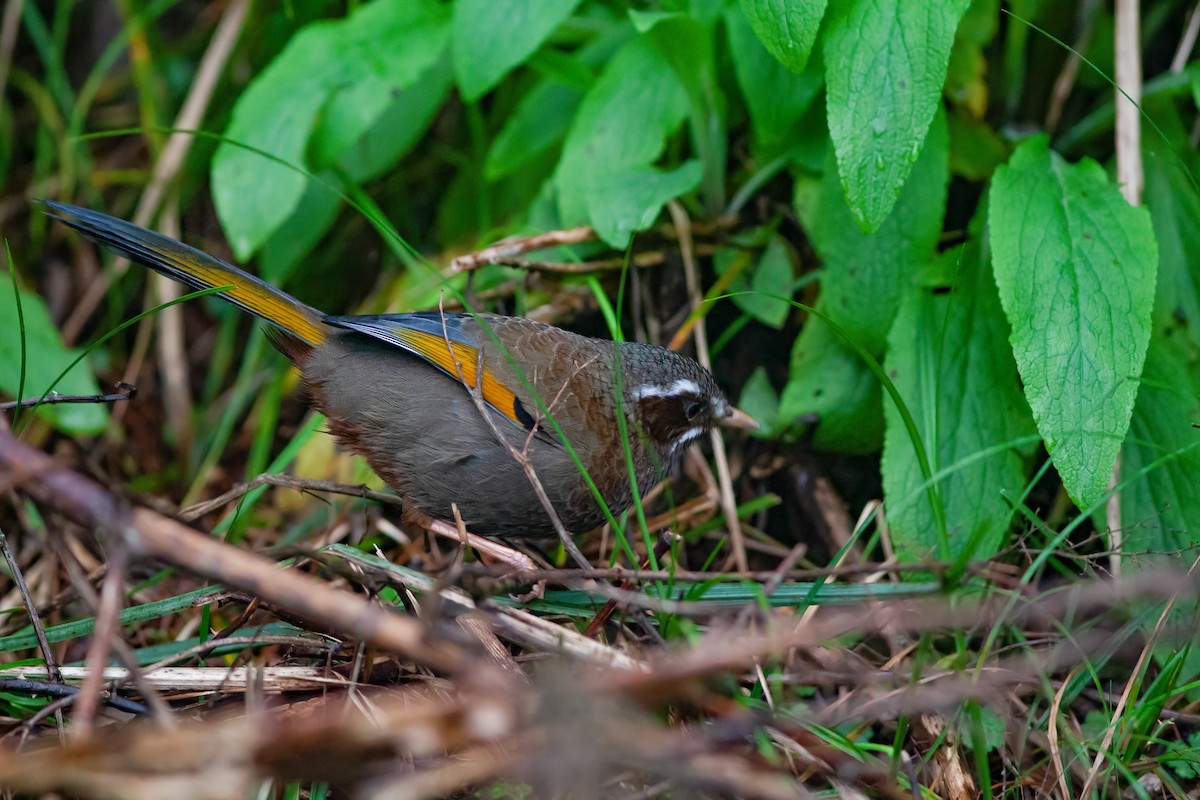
[720,405,759,431]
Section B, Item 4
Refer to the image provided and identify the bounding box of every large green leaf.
[312,58,453,181]
[809,107,949,356]
[212,0,449,259]
[824,0,969,231]
[258,59,453,283]
[990,135,1158,508]
[882,241,1035,563]
[0,278,106,435]
[259,177,341,284]
[452,0,581,101]
[738,0,826,72]
[725,7,823,150]
[556,36,691,247]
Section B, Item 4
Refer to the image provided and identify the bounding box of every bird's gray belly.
[302,335,602,537]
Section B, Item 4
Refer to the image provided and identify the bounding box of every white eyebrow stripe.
[632,378,701,400]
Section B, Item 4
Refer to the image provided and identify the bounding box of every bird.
[43,201,757,539]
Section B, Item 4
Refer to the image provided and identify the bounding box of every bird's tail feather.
[42,201,327,347]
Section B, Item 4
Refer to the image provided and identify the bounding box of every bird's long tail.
[42,201,327,347]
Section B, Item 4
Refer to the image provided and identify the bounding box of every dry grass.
[3,420,1199,797]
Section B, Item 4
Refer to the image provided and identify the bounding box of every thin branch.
[48,533,176,730]
[0,0,21,104]
[0,526,66,740]
[179,473,399,521]
[448,226,596,273]
[0,382,137,412]
[1044,0,1100,133]
[667,200,748,573]
[1170,1,1200,73]
[0,679,148,716]
[1107,0,1145,579]
[0,424,470,672]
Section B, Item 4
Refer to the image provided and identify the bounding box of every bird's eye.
[683,400,704,420]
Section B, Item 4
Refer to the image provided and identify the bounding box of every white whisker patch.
[633,379,701,400]
[673,427,706,451]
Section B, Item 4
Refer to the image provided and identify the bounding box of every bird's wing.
[324,312,545,435]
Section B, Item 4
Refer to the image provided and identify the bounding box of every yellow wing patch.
[392,327,522,427]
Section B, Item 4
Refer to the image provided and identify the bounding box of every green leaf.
[955,704,1006,753]
[882,242,1034,562]
[725,6,823,149]
[809,107,949,356]
[738,0,826,72]
[452,0,582,101]
[585,161,704,247]
[944,0,999,118]
[778,312,884,453]
[738,366,779,433]
[640,13,712,104]
[259,177,341,284]
[556,37,690,247]
[824,0,970,231]
[486,80,581,180]
[1143,148,1200,351]
[947,108,1008,181]
[212,0,450,259]
[990,135,1158,508]
[314,57,453,181]
[1120,323,1200,560]
[259,58,454,282]
[716,237,794,328]
[0,277,106,435]
[1165,730,1200,780]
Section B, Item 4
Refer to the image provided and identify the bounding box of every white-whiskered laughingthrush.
[45,201,756,539]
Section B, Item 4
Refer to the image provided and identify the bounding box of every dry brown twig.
[581,533,677,639]
[448,226,597,273]
[0,526,66,739]
[0,500,1196,800]
[332,545,642,669]
[46,528,176,727]
[73,543,133,735]
[0,424,469,672]
[177,468,537,572]
[667,199,749,573]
